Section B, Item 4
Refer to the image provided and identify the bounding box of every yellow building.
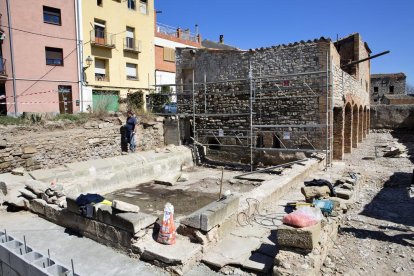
[80,0,155,112]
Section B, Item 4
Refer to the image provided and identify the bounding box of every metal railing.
[124,38,142,52]
[0,58,6,76]
[95,74,109,82]
[90,29,116,48]
[156,23,198,42]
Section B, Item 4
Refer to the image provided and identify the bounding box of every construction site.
[1,32,414,276]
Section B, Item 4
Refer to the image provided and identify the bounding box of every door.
[92,90,119,112]
[58,85,73,114]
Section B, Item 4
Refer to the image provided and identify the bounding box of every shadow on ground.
[360,171,414,227]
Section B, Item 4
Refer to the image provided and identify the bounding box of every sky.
[155,0,414,86]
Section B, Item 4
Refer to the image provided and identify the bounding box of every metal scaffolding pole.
[249,60,253,172]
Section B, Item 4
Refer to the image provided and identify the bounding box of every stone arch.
[358,106,363,143]
[352,104,359,148]
[344,103,353,153]
[333,107,344,160]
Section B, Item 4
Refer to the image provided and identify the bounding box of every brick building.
[370,73,406,104]
[175,33,371,165]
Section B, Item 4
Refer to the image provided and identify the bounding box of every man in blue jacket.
[125,110,138,152]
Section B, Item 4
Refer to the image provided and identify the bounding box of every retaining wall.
[0,118,164,174]
[370,105,414,129]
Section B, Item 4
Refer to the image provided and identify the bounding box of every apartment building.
[81,0,155,112]
[154,22,201,95]
[0,0,80,115]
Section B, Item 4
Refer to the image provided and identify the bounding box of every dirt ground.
[321,130,414,275]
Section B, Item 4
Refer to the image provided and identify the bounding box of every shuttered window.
[126,63,138,80]
[163,47,175,62]
[45,47,63,65]
[95,59,106,75]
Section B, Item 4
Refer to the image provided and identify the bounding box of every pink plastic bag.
[282,207,323,228]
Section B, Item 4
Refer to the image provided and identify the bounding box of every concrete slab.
[0,211,167,276]
[202,235,261,268]
[243,252,274,273]
[136,235,202,265]
[29,167,72,182]
[115,212,158,234]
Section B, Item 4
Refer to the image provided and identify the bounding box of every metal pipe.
[6,0,17,115]
[75,0,83,112]
[234,158,309,178]
[326,51,329,170]
[253,124,325,128]
[253,147,323,153]
[341,51,390,68]
[249,59,253,172]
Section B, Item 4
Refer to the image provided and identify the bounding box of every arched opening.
[367,108,370,134]
[358,106,363,143]
[344,103,352,153]
[272,133,281,148]
[333,107,344,159]
[208,137,221,150]
[352,105,359,148]
[256,133,264,148]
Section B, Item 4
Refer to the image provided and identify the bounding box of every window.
[95,58,108,81]
[94,20,106,44]
[163,47,175,62]
[45,47,63,65]
[389,86,394,94]
[126,63,138,80]
[126,27,135,49]
[139,0,148,14]
[374,87,378,92]
[97,0,103,7]
[43,6,61,25]
[128,0,136,10]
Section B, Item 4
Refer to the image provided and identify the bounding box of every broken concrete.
[112,200,140,213]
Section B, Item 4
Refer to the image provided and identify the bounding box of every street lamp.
[84,55,93,69]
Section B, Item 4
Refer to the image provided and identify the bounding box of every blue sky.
[155,0,414,85]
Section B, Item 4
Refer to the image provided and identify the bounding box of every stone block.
[301,186,330,201]
[336,189,353,200]
[66,196,80,214]
[11,167,25,176]
[181,195,239,232]
[22,146,37,154]
[25,180,49,195]
[94,203,113,224]
[112,200,140,213]
[30,199,47,215]
[277,222,321,250]
[115,212,158,234]
[18,188,37,200]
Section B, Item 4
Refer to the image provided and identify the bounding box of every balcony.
[156,23,200,43]
[95,74,109,82]
[90,30,116,49]
[0,58,7,81]
[123,38,142,53]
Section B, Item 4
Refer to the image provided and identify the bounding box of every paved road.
[0,211,167,276]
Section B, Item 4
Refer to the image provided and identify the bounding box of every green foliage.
[0,115,26,125]
[148,92,170,113]
[127,90,144,111]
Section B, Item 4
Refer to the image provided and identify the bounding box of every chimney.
[219,35,224,44]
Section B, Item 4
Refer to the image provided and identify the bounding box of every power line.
[0,24,78,41]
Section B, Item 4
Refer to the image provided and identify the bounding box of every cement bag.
[157,202,176,245]
[282,206,323,228]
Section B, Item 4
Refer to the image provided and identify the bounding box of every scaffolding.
[152,53,334,171]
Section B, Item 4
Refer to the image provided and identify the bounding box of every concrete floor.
[0,211,167,276]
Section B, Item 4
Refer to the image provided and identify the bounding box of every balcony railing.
[0,58,6,76]
[124,38,142,53]
[95,74,109,82]
[91,30,116,48]
[156,23,199,43]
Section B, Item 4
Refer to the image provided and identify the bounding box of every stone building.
[175,33,371,165]
[370,73,406,104]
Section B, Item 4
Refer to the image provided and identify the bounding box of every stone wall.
[370,105,414,129]
[371,74,406,104]
[0,118,164,174]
